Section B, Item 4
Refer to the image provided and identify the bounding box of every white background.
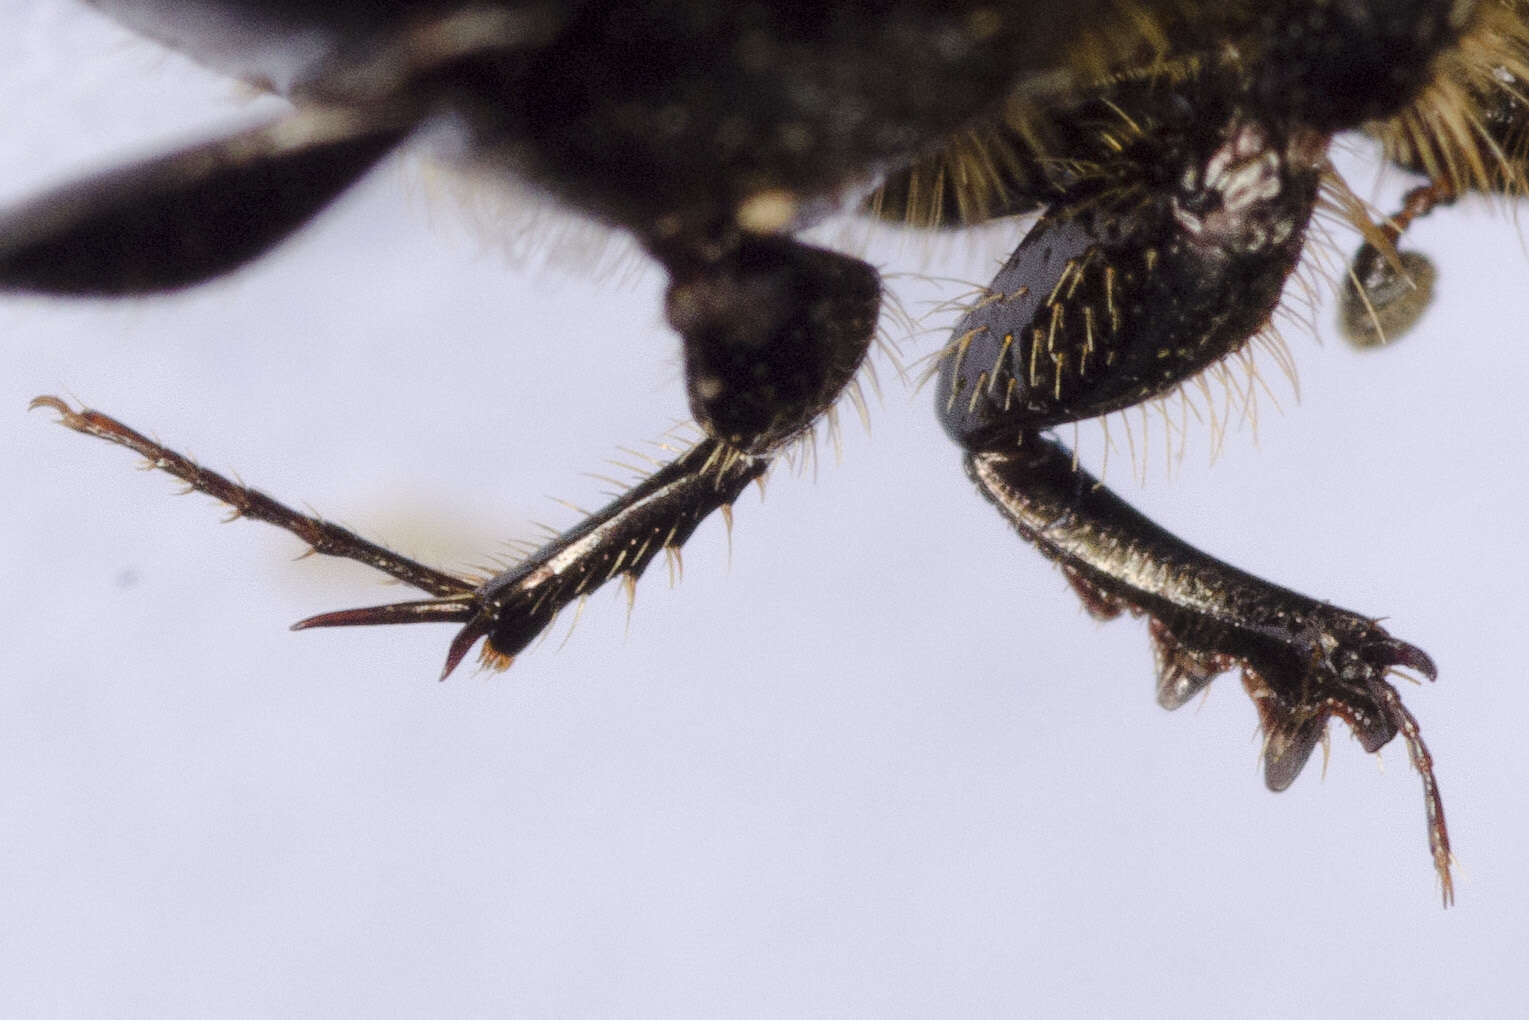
[3,4,1527,1017]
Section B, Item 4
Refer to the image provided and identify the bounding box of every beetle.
[12,0,1526,905]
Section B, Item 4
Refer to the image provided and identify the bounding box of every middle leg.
[35,233,882,677]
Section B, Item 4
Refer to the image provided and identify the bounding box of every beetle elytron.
[18,0,1529,903]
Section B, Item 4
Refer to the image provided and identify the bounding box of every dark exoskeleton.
[20,0,1528,902]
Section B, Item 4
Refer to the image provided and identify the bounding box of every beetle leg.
[965,432,1453,903]
[306,230,890,676]
[31,223,881,682]
[0,107,412,295]
[31,396,765,680]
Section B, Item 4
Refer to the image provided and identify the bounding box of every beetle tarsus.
[30,395,473,598]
